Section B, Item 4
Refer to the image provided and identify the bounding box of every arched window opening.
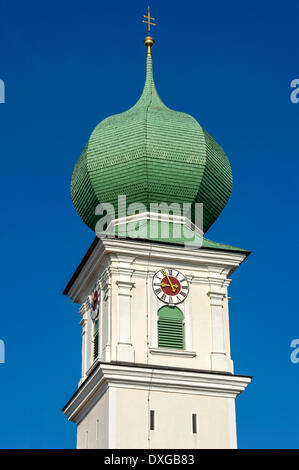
[157,305,184,350]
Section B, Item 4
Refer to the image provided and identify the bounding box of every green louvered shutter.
[158,306,184,350]
[93,319,99,360]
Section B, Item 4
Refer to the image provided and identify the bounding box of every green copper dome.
[71,55,232,233]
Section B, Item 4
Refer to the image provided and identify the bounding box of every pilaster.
[102,276,112,363]
[116,259,135,362]
[79,302,88,385]
[208,291,232,372]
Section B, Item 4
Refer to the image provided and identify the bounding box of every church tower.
[63,13,251,449]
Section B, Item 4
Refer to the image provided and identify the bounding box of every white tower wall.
[63,236,251,449]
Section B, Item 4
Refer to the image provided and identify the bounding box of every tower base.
[63,361,251,449]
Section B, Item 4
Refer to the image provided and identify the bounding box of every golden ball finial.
[144,35,155,56]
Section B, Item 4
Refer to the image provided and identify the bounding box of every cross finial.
[142,7,156,56]
[142,6,156,34]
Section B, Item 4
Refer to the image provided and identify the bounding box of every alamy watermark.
[0,339,5,363]
[290,339,299,364]
[0,80,5,103]
[94,195,204,249]
[290,79,299,103]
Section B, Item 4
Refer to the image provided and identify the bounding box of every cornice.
[65,238,246,304]
[63,362,251,424]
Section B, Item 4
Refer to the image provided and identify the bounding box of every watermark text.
[0,80,5,103]
[0,339,5,363]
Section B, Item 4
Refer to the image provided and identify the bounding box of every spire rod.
[142,6,156,56]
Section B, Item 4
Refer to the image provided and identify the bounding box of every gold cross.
[142,6,156,34]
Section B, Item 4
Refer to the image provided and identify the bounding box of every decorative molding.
[63,362,251,424]
[86,358,100,377]
[102,280,111,300]
[79,299,89,318]
[79,317,87,331]
[116,280,135,292]
[66,238,247,304]
[149,348,196,358]
[208,292,226,307]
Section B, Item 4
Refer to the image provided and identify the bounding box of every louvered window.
[93,319,99,361]
[158,306,184,350]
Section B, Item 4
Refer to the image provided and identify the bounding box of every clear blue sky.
[0,0,298,449]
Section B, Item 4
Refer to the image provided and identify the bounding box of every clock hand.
[160,282,179,288]
[163,269,176,293]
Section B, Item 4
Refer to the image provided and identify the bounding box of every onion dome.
[71,40,232,234]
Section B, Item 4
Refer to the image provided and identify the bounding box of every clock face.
[152,268,189,305]
[90,289,99,321]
